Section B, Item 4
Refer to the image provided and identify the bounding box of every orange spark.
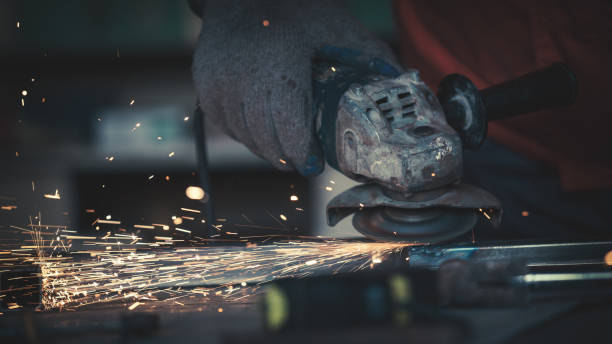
[605,251,612,266]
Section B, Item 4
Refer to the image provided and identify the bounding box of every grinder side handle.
[438,63,578,149]
[481,62,577,121]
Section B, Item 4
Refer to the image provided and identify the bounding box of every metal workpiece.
[326,183,502,242]
[406,241,612,270]
[437,258,612,306]
[407,241,612,304]
[390,247,529,307]
[437,259,528,307]
[334,72,463,194]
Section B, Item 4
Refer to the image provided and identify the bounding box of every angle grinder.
[313,50,577,243]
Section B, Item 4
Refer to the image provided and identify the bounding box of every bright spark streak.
[43,189,61,200]
[2,218,409,313]
[35,237,405,310]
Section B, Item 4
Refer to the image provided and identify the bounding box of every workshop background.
[1,1,612,344]
[1,0,397,240]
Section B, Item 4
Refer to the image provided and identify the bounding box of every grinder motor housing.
[314,57,577,242]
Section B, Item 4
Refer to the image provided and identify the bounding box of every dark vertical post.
[193,106,214,236]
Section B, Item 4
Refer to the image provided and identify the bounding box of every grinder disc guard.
[327,183,502,243]
[353,207,478,243]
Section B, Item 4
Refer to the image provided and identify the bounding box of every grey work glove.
[191,0,401,176]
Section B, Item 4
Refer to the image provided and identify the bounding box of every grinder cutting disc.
[352,206,478,243]
[326,183,502,244]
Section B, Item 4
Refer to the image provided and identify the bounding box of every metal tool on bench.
[406,240,612,304]
[314,56,577,243]
[262,241,612,332]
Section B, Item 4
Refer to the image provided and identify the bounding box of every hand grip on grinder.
[437,63,578,149]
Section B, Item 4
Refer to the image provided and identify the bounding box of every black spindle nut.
[437,74,487,150]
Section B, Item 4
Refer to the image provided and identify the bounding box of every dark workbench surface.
[3,294,610,344]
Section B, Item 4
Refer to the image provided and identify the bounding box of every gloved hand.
[191,0,402,176]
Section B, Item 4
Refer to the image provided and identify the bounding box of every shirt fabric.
[394,0,612,190]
